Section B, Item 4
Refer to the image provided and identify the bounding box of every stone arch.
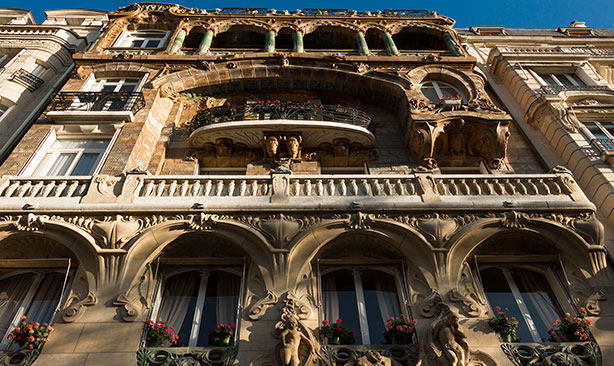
[154,64,409,107]
[285,218,437,292]
[447,216,605,285]
[92,62,158,80]
[299,20,361,35]
[118,218,276,297]
[182,25,208,49]
[0,219,100,295]
[209,19,272,36]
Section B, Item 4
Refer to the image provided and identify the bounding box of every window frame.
[147,258,246,348]
[579,120,614,140]
[0,261,72,349]
[420,80,467,104]
[21,128,120,177]
[317,261,410,345]
[532,69,588,88]
[474,256,575,343]
[113,30,171,49]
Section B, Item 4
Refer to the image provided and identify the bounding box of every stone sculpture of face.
[264,136,279,158]
[286,136,301,159]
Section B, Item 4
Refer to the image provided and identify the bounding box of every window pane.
[71,153,100,176]
[47,153,77,176]
[322,269,362,344]
[157,271,201,347]
[24,273,65,326]
[584,122,608,139]
[197,271,240,346]
[539,74,558,86]
[0,274,36,337]
[130,39,144,48]
[600,121,614,138]
[361,269,400,345]
[555,74,575,87]
[511,268,561,342]
[145,40,161,48]
[32,153,56,176]
[420,83,440,104]
[480,267,534,342]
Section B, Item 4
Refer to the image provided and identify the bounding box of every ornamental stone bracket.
[500,342,601,366]
[407,116,511,170]
[321,345,420,366]
[136,347,238,366]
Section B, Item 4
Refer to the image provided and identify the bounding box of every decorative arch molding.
[209,20,274,36]
[360,23,388,33]
[92,62,158,79]
[271,23,300,33]
[0,216,100,323]
[114,217,275,321]
[298,20,362,35]
[406,65,478,101]
[447,212,606,280]
[153,64,409,107]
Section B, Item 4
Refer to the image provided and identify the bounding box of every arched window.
[304,26,356,52]
[0,271,68,348]
[182,28,206,51]
[211,26,266,51]
[114,30,170,49]
[420,80,466,104]
[320,267,406,345]
[150,268,242,347]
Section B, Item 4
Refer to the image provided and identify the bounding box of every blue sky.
[8,0,614,29]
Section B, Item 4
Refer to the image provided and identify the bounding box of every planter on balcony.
[136,346,237,366]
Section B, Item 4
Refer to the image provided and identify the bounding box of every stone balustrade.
[0,176,92,199]
[0,171,588,211]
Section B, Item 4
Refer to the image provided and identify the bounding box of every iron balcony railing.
[191,102,373,130]
[50,91,146,113]
[536,85,613,95]
[9,68,44,91]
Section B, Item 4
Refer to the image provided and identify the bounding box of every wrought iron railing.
[536,85,613,95]
[9,69,44,91]
[191,102,373,130]
[50,91,146,113]
[591,138,614,155]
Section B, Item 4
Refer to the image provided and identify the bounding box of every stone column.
[197,30,214,54]
[356,32,370,55]
[293,31,304,53]
[443,32,464,56]
[265,30,276,52]
[169,29,187,54]
[383,32,399,55]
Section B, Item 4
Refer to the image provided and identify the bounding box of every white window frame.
[318,265,409,345]
[579,120,614,140]
[113,30,171,49]
[73,74,148,111]
[0,267,72,349]
[21,128,120,177]
[148,261,246,348]
[475,259,574,343]
[533,71,586,87]
[420,80,466,104]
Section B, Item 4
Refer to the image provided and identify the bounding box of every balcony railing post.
[415,172,442,202]
[270,172,290,203]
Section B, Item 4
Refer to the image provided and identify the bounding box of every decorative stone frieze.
[500,342,601,366]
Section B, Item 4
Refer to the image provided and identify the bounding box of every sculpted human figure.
[279,316,301,366]
[432,311,468,366]
[264,135,279,159]
[285,136,302,160]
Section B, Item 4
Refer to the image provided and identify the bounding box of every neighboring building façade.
[0,4,612,366]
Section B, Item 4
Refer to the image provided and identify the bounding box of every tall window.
[30,139,110,176]
[150,269,242,347]
[114,30,170,48]
[420,80,466,104]
[536,72,586,87]
[479,266,564,342]
[0,272,67,348]
[320,267,406,345]
[580,120,614,140]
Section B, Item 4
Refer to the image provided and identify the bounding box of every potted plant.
[319,319,355,345]
[486,307,519,342]
[549,307,592,342]
[208,323,236,346]
[144,320,179,347]
[438,94,463,107]
[7,316,54,350]
[383,314,416,344]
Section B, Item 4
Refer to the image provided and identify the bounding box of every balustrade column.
[383,32,399,55]
[265,30,276,52]
[197,30,214,54]
[293,31,304,53]
[443,32,464,56]
[356,32,370,55]
[169,29,187,54]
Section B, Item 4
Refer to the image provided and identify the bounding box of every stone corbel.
[62,291,97,323]
[113,293,140,322]
[248,290,279,320]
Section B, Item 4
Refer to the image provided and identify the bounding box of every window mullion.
[352,269,371,345]
[433,82,443,99]
[502,268,541,342]
[189,271,209,347]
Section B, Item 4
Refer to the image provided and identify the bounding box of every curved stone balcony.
[188,102,375,149]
